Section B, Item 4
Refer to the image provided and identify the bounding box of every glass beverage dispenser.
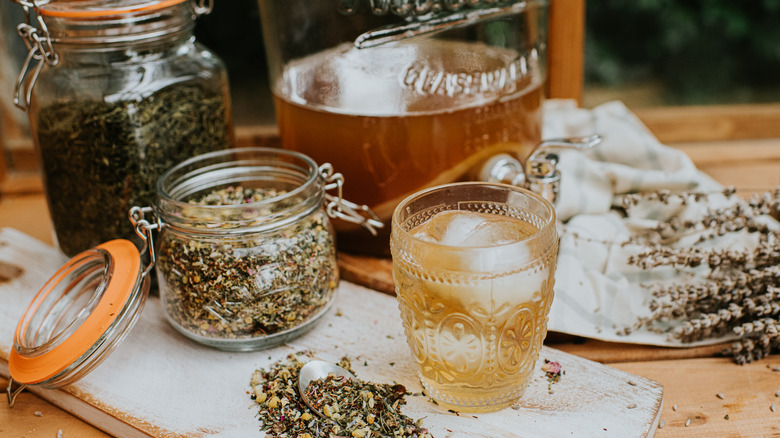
[258,0,549,255]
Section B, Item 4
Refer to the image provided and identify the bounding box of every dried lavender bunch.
[622,186,779,246]
[621,187,737,209]
[622,187,780,364]
[628,240,779,270]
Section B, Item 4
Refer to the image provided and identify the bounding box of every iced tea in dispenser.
[259,0,549,254]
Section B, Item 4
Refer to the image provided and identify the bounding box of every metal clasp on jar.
[480,134,602,206]
[11,0,58,110]
[190,0,214,15]
[129,206,162,277]
[319,164,384,236]
[6,378,26,408]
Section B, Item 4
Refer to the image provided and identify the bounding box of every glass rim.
[391,181,556,250]
[157,147,320,203]
[155,147,324,233]
[38,0,195,46]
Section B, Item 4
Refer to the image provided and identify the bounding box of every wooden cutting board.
[0,228,662,437]
[338,252,395,295]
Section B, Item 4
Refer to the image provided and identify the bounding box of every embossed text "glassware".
[390,182,558,412]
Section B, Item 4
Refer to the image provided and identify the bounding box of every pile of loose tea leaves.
[249,353,433,438]
[36,81,231,256]
[157,186,338,339]
[618,187,780,364]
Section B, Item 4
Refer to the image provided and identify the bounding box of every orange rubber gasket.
[39,0,187,18]
[9,239,141,385]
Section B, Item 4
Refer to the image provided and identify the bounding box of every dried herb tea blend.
[249,353,433,438]
[157,186,338,340]
[36,81,231,256]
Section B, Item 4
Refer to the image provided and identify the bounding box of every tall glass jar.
[14,0,234,256]
[154,148,341,351]
[258,0,548,255]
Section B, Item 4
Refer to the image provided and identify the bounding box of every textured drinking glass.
[390,182,558,412]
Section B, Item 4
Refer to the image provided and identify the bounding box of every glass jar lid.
[37,0,197,44]
[7,239,149,406]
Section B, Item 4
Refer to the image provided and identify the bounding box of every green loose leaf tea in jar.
[15,0,234,256]
[153,148,381,351]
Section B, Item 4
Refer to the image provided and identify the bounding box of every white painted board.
[0,228,662,437]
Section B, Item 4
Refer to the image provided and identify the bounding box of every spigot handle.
[479,135,602,207]
[526,134,602,170]
[524,134,602,206]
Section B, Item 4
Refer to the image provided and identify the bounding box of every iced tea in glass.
[390,182,557,412]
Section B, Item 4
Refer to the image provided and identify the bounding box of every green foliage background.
[585,0,780,105]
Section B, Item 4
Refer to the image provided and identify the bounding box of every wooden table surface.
[1,138,779,437]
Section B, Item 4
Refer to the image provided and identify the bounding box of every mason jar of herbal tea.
[150,147,382,351]
[11,0,234,256]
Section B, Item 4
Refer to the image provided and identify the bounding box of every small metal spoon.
[298,360,356,417]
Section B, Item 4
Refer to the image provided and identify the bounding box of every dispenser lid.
[9,239,146,386]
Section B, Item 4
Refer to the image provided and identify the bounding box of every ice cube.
[458,215,532,247]
[414,210,532,247]
[412,211,535,276]
[409,211,551,313]
[412,210,483,245]
[412,210,457,242]
[423,267,549,318]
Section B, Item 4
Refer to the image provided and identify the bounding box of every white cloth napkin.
[542,100,767,346]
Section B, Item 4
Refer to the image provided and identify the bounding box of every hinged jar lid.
[38,0,188,17]
[7,239,149,407]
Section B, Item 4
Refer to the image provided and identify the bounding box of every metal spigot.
[480,134,602,206]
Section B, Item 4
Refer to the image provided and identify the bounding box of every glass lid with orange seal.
[11,0,213,17]
[5,211,158,407]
